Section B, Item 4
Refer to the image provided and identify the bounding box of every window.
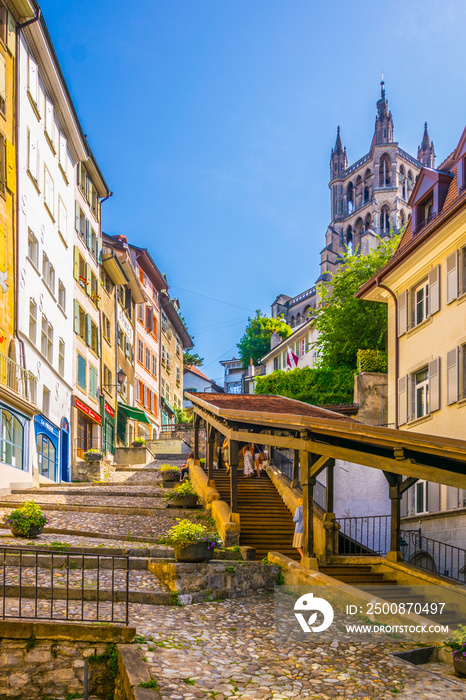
[44,166,54,216]
[58,280,66,312]
[138,338,144,363]
[379,153,391,187]
[103,364,112,392]
[415,279,429,325]
[176,366,180,383]
[90,320,99,355]
[415,367,429,419]
[28,53,38,104]
[42,386,50,417]
[45,97,55,146]
[103,315,111,343]
[273,357,279,371]
[152,354,157,377]
[166,352,170,370]
[415,480,428,514]
[75,202,86,241]
[42,253,55,295]
[36,433,55,479]
[59,132,68,179]
[176,338,181,357]
[145,305,154,332]
[102,269,114,295]
[89,365,98,400]
[58,198,67,240]
[138,304,144,322]
[27,129,38,182]
[29,299,37,343]
[41,315,53,363]
[58,339,65,376]
[77,353,86,390]
[0,408,24,470]
[152,286,158,303]
[90,271,99,305]
[78,305,86,339]
[145,348,151,371]
[162,344,166,364]
[28,230,38,267]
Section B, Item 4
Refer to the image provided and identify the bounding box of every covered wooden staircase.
[212,470,299,560]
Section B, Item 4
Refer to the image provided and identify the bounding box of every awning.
[162,397,176,415]
[117,402,151,425]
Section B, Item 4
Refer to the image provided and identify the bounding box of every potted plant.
[4,501,47,538]
[160,464,181,488]
[84,448,103,462]
[166,519,221,562]
[445,625,466,677]
[164,480,199,508]
[200,457,206,469]
[132,437,146,447]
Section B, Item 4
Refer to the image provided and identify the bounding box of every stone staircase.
[211,469,299,560]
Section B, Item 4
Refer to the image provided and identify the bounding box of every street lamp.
[102,369,126,389]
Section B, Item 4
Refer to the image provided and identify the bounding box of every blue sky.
[41,0,466,383]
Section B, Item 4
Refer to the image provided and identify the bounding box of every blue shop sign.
[34,415,59,439]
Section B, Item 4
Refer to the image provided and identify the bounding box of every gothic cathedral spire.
[330,125,347,181]
[373,80,394,146]
[417,122,435,168]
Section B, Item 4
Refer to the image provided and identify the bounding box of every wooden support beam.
[400,476,418,494]
[388,474,402,557]
[326,461,335,513]
[310,455,334,479]
[292,450,299,489]
[193,414,200,461]
[229,439,239,514]
[206,424,216,483]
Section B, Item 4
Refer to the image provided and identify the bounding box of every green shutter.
[73,246,79,281]
[97,237,102,264]
[86,314,92,346]
[86,220,91,249]
[73,300,80,334]
[78,354,86,390]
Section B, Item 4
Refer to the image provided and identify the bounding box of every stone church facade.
[272,83,435,327]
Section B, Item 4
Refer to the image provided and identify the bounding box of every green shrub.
[160,464,181,475]
[357,349,388,373]
[165,519,221,549]
[163,480,198,501]
[254,366,355,406]
[4,501,47,534]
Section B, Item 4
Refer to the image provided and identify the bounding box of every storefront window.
[0,409,24,470]
[36,434,56,479]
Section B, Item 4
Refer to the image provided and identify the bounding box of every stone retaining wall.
[0,620,135,699]
[72,459,116,482]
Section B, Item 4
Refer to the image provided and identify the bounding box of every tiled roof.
[185,365,212,383]
[189,393,351,421]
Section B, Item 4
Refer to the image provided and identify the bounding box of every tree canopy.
[237,310,292,368]
[312,234,401,370]
[183,350,204,367]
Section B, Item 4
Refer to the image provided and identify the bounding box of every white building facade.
[16,19,88,483]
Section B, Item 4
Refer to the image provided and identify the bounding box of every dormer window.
[414,192,435,233]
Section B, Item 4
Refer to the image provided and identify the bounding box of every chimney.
[270,331,280,350]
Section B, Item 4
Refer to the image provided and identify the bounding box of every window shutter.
[398,375,408,425]
[125,339,130,357]
[447,348,459,405]
[97,329,101,358]
[429,357,440,412]
[73,300,80,334]
[446,251,458,303]
[146,305,154,331]
[85,220,91,250]
[96,278,101,309]
[427,482,441,513]
[0,55,5,102]
[97,237,102,264]
[143,385,147,406]
[28,55,37,100]
[428,265,440,315]
[7,13,16,56]
[85,263,91,295]
[85,314,91,346]
[75,201,80,231]
[73,247,79,281]
[407,374,415,423]
[131,346,134,366]
[397,291,408,336]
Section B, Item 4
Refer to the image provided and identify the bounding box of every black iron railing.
[0,546,129,624]
[400,530,466,584]
[338,515,390,555]
[271,448,327,510]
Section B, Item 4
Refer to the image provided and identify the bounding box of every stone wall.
[0,620,134,699]
[354,372,389,427]
[72,458,117,482]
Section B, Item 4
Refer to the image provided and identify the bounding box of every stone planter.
[85,453,102,462]
[173,541,213,563]
[10,525,44,538]
[453,655,466,677]
[162,472,181,489]
[171,495,198,509]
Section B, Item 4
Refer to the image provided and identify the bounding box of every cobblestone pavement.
[0,492,166,507]
[0,530,161,549]
[131,596,466,700]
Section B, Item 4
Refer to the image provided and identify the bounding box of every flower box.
[174,541,213,563]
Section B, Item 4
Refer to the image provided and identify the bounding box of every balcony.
[0,352,38,407]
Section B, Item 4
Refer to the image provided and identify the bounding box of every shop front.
[74,397,102,459]
[0,401,31,476]
[102,400,115,456]
[34,414,59,482]
[116,402,151,446]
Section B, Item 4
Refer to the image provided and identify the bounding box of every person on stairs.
[293,497,304,559]
[243,444,254,478]
[180,452,194,481]
[222,438,229,473]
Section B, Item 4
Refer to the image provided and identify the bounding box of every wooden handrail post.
[229,439,239,514]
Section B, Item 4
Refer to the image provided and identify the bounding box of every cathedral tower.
[373,81,394,145]
[417,122,435,169]
[329,126,347,222]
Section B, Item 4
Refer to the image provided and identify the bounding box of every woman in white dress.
[243,445,254,478]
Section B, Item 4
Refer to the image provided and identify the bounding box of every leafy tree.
[237,310,292,368]
[312,234,401,370]
[183,350,204,367]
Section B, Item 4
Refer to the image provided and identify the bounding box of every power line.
[202,344,239,369]
[170,285,255,312]
[191,315,247,333]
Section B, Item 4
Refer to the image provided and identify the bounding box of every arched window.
[364,169,371,203]
[1,409,23,470]
[290,316,295,328]
[400,209,406,226]
[347,182,354,214]
[355,175,363,207]
[407,170,414,193]
[365,213,372,230]
[37,434,56,479]
[399,165,406,199]
[379,153,391,187]
[296,313,301,326]
[381,205,390,235]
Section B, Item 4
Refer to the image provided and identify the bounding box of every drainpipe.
[376,279,399,429]
[13,8,41,367]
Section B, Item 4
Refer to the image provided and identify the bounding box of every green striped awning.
[117,402,151,425]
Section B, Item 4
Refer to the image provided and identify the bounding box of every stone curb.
[118,644,161,700]
[0,618,135,642]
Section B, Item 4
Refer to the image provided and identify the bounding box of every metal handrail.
[337,515,391,555]
[271,447,327,509]
[0,545,129,624]
[400,529,466,584]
